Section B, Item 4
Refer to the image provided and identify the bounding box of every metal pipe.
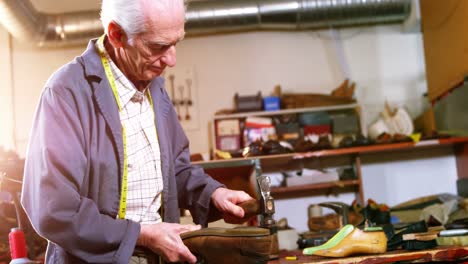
[0,0,101,47]
[0,0,411,48]
[186,0,411,35]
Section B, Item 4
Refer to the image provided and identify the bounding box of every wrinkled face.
[118,1,185,82]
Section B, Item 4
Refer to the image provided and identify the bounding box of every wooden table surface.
[269,246,468,264]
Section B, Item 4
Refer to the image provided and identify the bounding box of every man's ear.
[107,21,126,48]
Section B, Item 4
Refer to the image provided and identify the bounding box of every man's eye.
[149,45,162,51]
[150,44,170,51]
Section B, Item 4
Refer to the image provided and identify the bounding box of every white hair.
[100,0,148,42]
[100,0,187,43]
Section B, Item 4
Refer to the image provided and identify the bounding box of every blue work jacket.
[21,39,223,264]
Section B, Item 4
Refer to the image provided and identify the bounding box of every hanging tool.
[177,85,184,121]
[185,103,191,121]
[185,79,193,121]
[186,78,193,106]
[168,74,176,106]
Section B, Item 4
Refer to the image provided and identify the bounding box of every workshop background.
[0,0,465,238]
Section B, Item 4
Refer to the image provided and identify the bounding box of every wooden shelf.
[292,136,468,159]
[213,103,359,120]
[271,180,360,199]
[194,137,468,202]
[194,137,468,165]
[269,246,468,264]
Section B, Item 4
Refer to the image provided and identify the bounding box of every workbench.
[269,246,468,263]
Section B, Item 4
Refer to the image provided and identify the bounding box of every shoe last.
[303,225,387,257]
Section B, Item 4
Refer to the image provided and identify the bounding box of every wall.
[0,22,458,232]
[174,26,429,154]
[9,40,84,153]
[0,26,14,150]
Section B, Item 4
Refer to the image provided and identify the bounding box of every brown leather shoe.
[376,132,393,144]
[294,138,316,152]
[181,226,279,264]
[392,133,412,143]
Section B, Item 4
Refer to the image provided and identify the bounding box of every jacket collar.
[80,39,125,180]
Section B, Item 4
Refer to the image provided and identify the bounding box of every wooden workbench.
[269,246,468,264]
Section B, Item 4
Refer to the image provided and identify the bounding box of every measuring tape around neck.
[97,35,129,219]
[96,35,163,221]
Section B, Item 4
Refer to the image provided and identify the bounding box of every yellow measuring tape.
[97,35,129,219]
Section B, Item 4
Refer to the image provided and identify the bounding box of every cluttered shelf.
[213,103,359,120]
[194,136,468,165]
[194,137,468,201]
[292,136,468,159]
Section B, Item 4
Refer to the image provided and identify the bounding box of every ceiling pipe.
[0,0,411,48]
[0,0,102,47]
[186,0,411,34]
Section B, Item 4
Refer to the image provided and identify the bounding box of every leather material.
[181,226,279,264]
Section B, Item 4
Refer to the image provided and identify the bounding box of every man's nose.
[161,45,177,67]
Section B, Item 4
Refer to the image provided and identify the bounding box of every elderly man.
[21,0,253,263]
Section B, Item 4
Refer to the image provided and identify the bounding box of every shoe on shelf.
[316,135,332,149]
[303,224,387,257]
[392,133,412,143]
[354,134,373,146]
[243,140,264,157]
[262,140,292,155]
[338,135,354,148]
[375,132,393,144]
[294,138,316,152]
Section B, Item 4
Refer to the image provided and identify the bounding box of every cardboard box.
[421,0,468,102]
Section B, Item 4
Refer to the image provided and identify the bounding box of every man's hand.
[137,223,201,264]
[211,188,254,224]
